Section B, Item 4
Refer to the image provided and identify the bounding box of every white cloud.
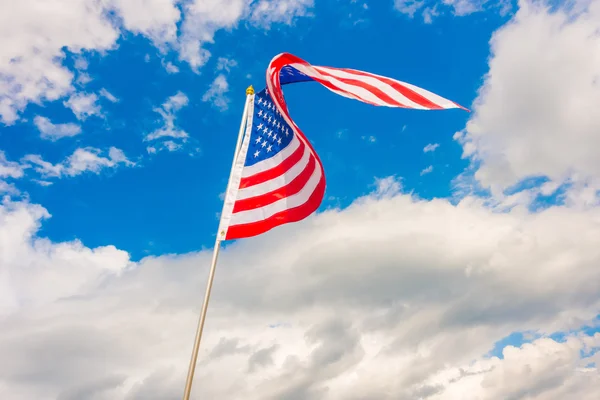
[177,0,313,70]
[249,0,315,27]
[177,0,247,70]
[202,74,230,111]
[0,180,19,195]
[421,165,434,175]
[145,91,189,147]
[0,0,119,124]
[2,182,600,398]
[32,179,53,187]
[424,143,440,153]
[394,0,425,17]
[216,57,238,72]
[427,334,600,400]
[22,147,134,178]
[394,0,513,23]
[456,0,600,197]
[34,116,81,141]
[163,61,180,74]
[0,0,315,123]
[99,88,119,103]
[63,92,102,120]
[108,0,181,47]
[361,135,377,143]
[0,151,25,179]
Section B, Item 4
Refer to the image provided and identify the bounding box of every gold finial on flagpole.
[246,85,254,95]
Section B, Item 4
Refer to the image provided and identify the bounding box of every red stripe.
[313,67,410,108]
[336,68,446,110]
[233,154,316,213]
[239,139,306,189]
[225,174,326,240]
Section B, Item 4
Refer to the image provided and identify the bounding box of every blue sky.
[1,1,511,260]
[2,1,600,399]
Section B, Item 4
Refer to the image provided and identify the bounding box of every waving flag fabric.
[217,53,465,241]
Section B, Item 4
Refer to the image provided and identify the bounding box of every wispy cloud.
[420,165,434,176]
[99,88,118,103]
[362,135,377,143]
[22,147,134,178]
[34,116,81,141]
[424,143,440,153]
[393,0,424,18]
[202,74,230,111]
[145,91,189,146]
[216,57,237,72]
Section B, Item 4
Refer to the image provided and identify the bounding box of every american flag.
[218,53,465,240]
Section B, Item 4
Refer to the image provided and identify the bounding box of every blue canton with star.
[244,89,295,167]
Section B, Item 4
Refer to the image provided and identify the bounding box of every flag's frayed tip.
[246,85,255,95]
[455,102,471,112]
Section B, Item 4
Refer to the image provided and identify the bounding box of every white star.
[262,113,268,120]
[258,110,263,117]
[255,136,262,144]
[277,138,282,145]
[262,126,269,134]
[285,128,290,136]
[267,130,272,137]
[254,150,260,158]
[277,122,281,129]
[267,116,272,124]
[273,134,278,141]
[267,144,273,152]
[261,141,267,148]
[257,123,264,130]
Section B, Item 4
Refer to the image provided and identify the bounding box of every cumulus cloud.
[34,116,81,141]
[63,92,102,120]
[456,0,600,199]
[1,181,600,398]
[0,151,25,179]
[2,1,600,399]
[0,0,314,124]
[0,1,118,124]
[22,147,134,178]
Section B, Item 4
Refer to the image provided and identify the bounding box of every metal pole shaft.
[182,238,222,400]
[182,87,253,400]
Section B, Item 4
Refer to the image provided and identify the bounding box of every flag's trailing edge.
[218,53,466,241]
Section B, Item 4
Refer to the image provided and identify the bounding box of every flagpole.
[182,85,255,400]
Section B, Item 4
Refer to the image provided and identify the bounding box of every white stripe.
[314,66,429,110]
[236,146,311,200]
[217,94,255,237]
[290,63,389,106]
[241,134,301,178]
[398,81,459,109]
[229,164,322,226]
